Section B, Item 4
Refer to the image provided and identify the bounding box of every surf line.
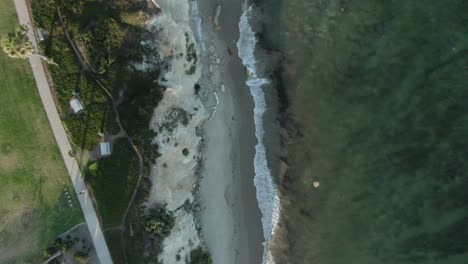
[209,91,220,120]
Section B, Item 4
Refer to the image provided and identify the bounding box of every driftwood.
[149,0,161,10]
[213,5,222,26]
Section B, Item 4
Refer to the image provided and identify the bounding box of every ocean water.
[236,3,280,264]
[262,0,468,263]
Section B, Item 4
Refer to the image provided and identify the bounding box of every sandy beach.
[139,0,265,262]
[195,0,264,264]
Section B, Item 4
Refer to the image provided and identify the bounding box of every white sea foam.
[189,0,205,53]
[237,4,280,264]
[209,91,219,120]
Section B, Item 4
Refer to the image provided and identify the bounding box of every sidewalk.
[13,0,113,263]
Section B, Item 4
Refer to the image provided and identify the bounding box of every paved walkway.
[13,0,113,263]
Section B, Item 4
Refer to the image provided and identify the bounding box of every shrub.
[190,247,212,264]
[61,239,73,253]
[143,208,175,238]
[121,12,147,26]
[31,0,56,28]
[43,246,57,259]
[87,162,99,177]
[54,238,63,248]
[182,148,189,156]
[74,252,90,264]
[68,149,76,157]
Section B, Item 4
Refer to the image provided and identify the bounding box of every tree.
[190,248,212,264]
[1,24,56,65]
[87,162,99,177]
[43,245,58,259]
[74,252,90,264]
[61,239,73,253]
[143,208,175,237]
[1,24,33,59]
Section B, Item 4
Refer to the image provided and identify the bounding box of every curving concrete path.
[13,0,113,263]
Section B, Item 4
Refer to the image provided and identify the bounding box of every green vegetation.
[87,162,98,177]
[32,0,115,150]
[31,0,163,262]
[74,251,90,263]
[0,24,33,59]
[274,0,468,263]
[183,148,190,156]
[0,1,83,262]
[85,139,139,227]
[43,246,56,259]
[190,247,212,264]
[143,208,175,238]
[42,237,73,259]
[60,239,73,253]
[31,0,161,152]
[185,33,198,75]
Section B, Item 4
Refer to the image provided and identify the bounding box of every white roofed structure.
[100,142,112,157]
[70,97,84,114]
[37,28,45,41]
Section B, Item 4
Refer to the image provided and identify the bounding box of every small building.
[100,142,112,157]
[69,97,84,114]
[37,28,45,42]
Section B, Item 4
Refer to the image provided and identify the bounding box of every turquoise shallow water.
[261,1,468,263]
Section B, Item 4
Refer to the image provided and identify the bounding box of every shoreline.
[195,0,265,264]
[139,0,279,262]
[252,1,290,261]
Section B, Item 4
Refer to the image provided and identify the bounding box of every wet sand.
[196,0,264,263]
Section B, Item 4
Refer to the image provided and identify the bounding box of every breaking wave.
[236,3,280,264]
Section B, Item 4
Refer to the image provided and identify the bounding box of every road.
[13,0,113,263]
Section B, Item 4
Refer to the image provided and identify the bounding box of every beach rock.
[208,45,215,53]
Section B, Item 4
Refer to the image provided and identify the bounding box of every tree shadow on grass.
[38,187,82,244]
[104,229,126,264]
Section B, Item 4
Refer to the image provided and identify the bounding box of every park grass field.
[0,1,83,262]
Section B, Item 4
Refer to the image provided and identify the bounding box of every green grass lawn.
[85,139,139,228]
[0,1,83,262]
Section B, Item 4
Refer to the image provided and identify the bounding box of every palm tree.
[1,24,34,59]
[1,24,57,65]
